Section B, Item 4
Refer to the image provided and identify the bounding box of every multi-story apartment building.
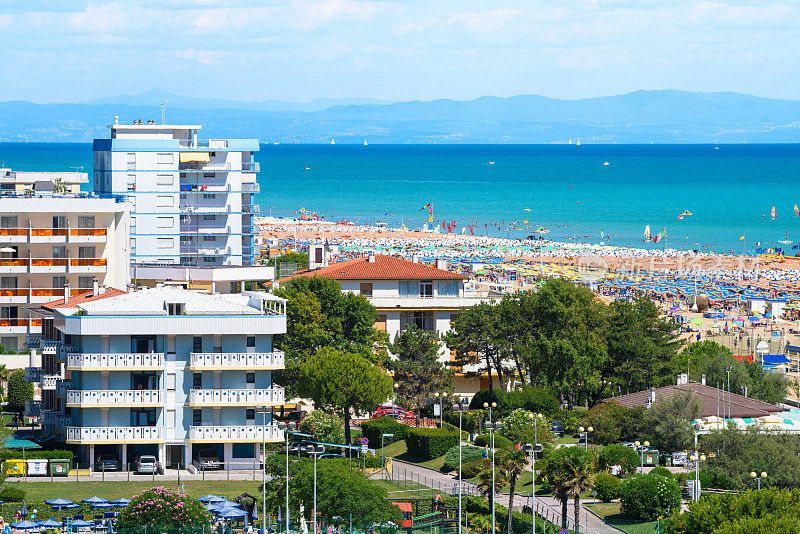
[0,170,130,349]
[38,286,286,471]
[278,253,497,396]
[92,119,260,267]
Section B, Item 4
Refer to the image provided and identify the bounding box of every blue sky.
[1,0,799,103]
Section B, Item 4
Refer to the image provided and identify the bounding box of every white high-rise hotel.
[93,120,260,267]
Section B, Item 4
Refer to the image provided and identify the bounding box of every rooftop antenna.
[158,99,169,125]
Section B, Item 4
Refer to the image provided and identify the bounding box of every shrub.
[443,409,482,434]
[441,421,469,439]
[554,408,579,433]
[0,487,25,502]
[7,369,32,413]
[620,473,681,521]
[597,444,640,476]
[442,445,484,473]
[116,487,211,530]
[498,408,556,446]
[405,428,459,461]
[507,386,560,416]
[0,450,72,461]
[461,460,484,478]
[360,417,408,447]
[580,402,632,445]
[593,472,621,503]
[469,389,514,416]
[299,411,345,444]
[473,434,512,450]
[649,466,674,480]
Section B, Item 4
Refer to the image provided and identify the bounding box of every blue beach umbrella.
[68,519,94,528]
[219,508,248,520]
[198,495,226,504]
[10,521,39,530]
[81,497,109,506]
[111,498,130,507]
[45,499,74,508]
[38,519,63,529]
[91,503,116,510]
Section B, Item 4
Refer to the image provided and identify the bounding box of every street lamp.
[634,441,650,474]
[578,426,593,451]
[689,453,706,501]
[434,392,448,427]
[750,471,767,490]
[307,444,326,534]
[453,399,469,534]
[381,433,394,478]
[484,420,502,534]
[276,420,297,534]
[483,401,497,424]
[527,413,543,534]
[391,383,399,412]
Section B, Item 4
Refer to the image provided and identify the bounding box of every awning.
[3,437,41,449]
[761,354,791,365]
[179,152,210,163]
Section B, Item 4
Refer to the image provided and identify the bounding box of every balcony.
[2,287,86,305]
[188,387,284,407]
[40,374,60,390]
[178,139,229,150]
[66,352,165,371]
[0,228,29,243]
[68,258,107,274]
[24,367,42,382]
[68,228,108,243]
[180,205,230,214]
[55,380,69,397]
[41,410,71,432]
[189,351,284,370]
[242,162,260,172]
[188,424,283,443]
[66,426,163,444]
[241,183,260,193]
[66,389,163,407]
[0,318,42,334]
[24,400,41,417]
[180,226,230,236]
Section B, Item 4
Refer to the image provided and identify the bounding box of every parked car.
[197,447,222,470]
[671,452,688,466]
[135,455,158,474]
[371,405,414,420]
[273,410,305,424]
[95,454,120,472]
[550,421,565,437]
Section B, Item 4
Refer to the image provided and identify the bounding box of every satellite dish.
[756,341,769,352]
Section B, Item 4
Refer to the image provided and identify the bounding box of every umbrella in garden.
[92,503,116,510]
[10,521,39,530]
[111,498,130,507]
[68,519,94,529]
[81,497,109,506]
[38,519,63,529]
[218,508,248,519]
[208,501,240,513]
[198,495,226,504]
[46,499,74,509]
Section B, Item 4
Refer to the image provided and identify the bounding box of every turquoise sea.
[2,143,800,253]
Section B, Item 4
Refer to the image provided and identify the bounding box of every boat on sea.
[331,138,336,145]
[577,139,581,146]
[795,204,799,216]
[602,161,610,166]
[364,139,368,146]
[771,206,777,219]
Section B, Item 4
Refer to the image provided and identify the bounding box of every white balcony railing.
[188,424,283,442]
[66,426,163,443]
[40,374,60,390]
[188,387,284,406]
[189,351,284,369]
[66,389,163,406]
[66,352,165,370]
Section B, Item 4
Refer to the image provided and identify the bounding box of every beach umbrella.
[38,519,63,529]
[81,497,108,506]
[219,508,248,520]
[10,521,39,530]
[198,495,226,504]
[46,499,74,508]
[111,498,130,507]
[68,519,94,528]
[92,503,116,510]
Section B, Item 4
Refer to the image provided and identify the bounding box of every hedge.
[442,445,484,473]
[620,473,681,521]
[474,434,512,450]
[360,417,408,447]
[405,428,459,461]
[593,472,621,503]
[0,450,73,461]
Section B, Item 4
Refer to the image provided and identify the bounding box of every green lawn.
[556,435,579,445]
[382,440,446,470]
[6,480,261,502]
[590,502,660,534]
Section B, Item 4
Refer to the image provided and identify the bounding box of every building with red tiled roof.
[280,254,498,397]
[41,287,128,310]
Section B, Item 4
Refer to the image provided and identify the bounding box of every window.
[203,256,217,263]
[246,373,255,384]
[360,283,373,297]
[193,373,202,389]
[246,336,255,348]
[400,311,434,332]
[203,193,216,199]
[157,217,174,229]
[78,246,96,259]
[127,153,136,164]
[166,372,176,390]
[1,216,18,228]
[203,235,215,242]
[77,216,95,229]
[52,246,66,258]
[420,280,433,297]
[213,345,222,353]
[438,280,459,296]
[246,409,255,421]
[203,172,215,179]
[157,238,174,249]
[399,280,414,297]
[193,409,202,426]
[52,276,67,289]
[203,214,216,221]
[0,337,17,350]
[78,276,93,289]
[0,277,17,289]
[167,302,183,315]
[156,195,174,207]
[52,216,66,228]
[130,408,156,427]
[157,174,174,186]
[193,336,203,353]
[157,153,173,165]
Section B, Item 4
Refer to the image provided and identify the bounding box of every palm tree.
[495,447,529,534]
[546,446,595,531]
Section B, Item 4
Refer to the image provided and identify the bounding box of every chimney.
[92,278,99,297]
[412,253,419,263]
[368,254,375,263]
[650,387,656,403]
[436,259,448,271]
[701,374,706,386]
[64,282,70,304]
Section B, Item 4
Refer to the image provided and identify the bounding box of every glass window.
[52,276,67,289]
[193,373,202,389]
[130,408,156,426]
[78,246,96,258]
[360,283,373,297]
[0,277,17,289]
[1,216,18,228]
[77,216,95,228]
[246,336,256,348]
[246,373,255,384]
[193,336,203,353]
[78,276,93,289]
[420,280,433,297]
[52,216,66,228]
[52,246,67,258]
[193,409,202,426]
[246,409,255,421]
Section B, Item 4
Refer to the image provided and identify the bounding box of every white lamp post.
[527,413,543,534]
[689,453,706,501]
[308,444,325,534]
[483,401,497,424]
[434,392,448,427]
[750,471,767,490]
[484,420,502,534]
[578,426,593,451]
[277,420,297,534]
[453,399,469,534]
[634,440,650,474]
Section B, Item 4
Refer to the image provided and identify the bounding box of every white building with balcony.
[92,120,260,268]
[277,254,497,396]
[0,171,130,349]
[42,286,286,471]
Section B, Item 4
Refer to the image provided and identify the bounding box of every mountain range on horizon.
[1,89,800,143]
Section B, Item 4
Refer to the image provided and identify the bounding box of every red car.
[372,405,414,420]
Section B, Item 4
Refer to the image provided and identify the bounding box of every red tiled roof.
[42,288,127,310]
[603,382,782,419]
[280,254,466,282]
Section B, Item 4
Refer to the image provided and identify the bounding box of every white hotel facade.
[92,121,260,269]
[40,286,286,471]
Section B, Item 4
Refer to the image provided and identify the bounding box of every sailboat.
[771,206,777,219]
[576,139,581,146]
[331,138,336,145]
[779,231,793,245]
[644,225,651,241]
[363,139,368,146]
[794,204,799,216]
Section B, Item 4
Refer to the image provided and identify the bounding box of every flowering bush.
[620,473,681,521]
[116,487,212,529]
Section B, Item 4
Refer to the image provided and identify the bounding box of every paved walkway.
[381,460,624,534]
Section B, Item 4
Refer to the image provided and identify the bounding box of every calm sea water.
[2,142,800,253]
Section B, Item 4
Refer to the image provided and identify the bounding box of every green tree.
[268,252,309,272]
[7,369,32,413]
[298,411,345,444]
[498,408,555,446]
[643,390,700,452]
[299,348,392,448]
[444,302,507,389]
[390,325,453,422]
[545,446,595,531]
[605,297,682,394]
